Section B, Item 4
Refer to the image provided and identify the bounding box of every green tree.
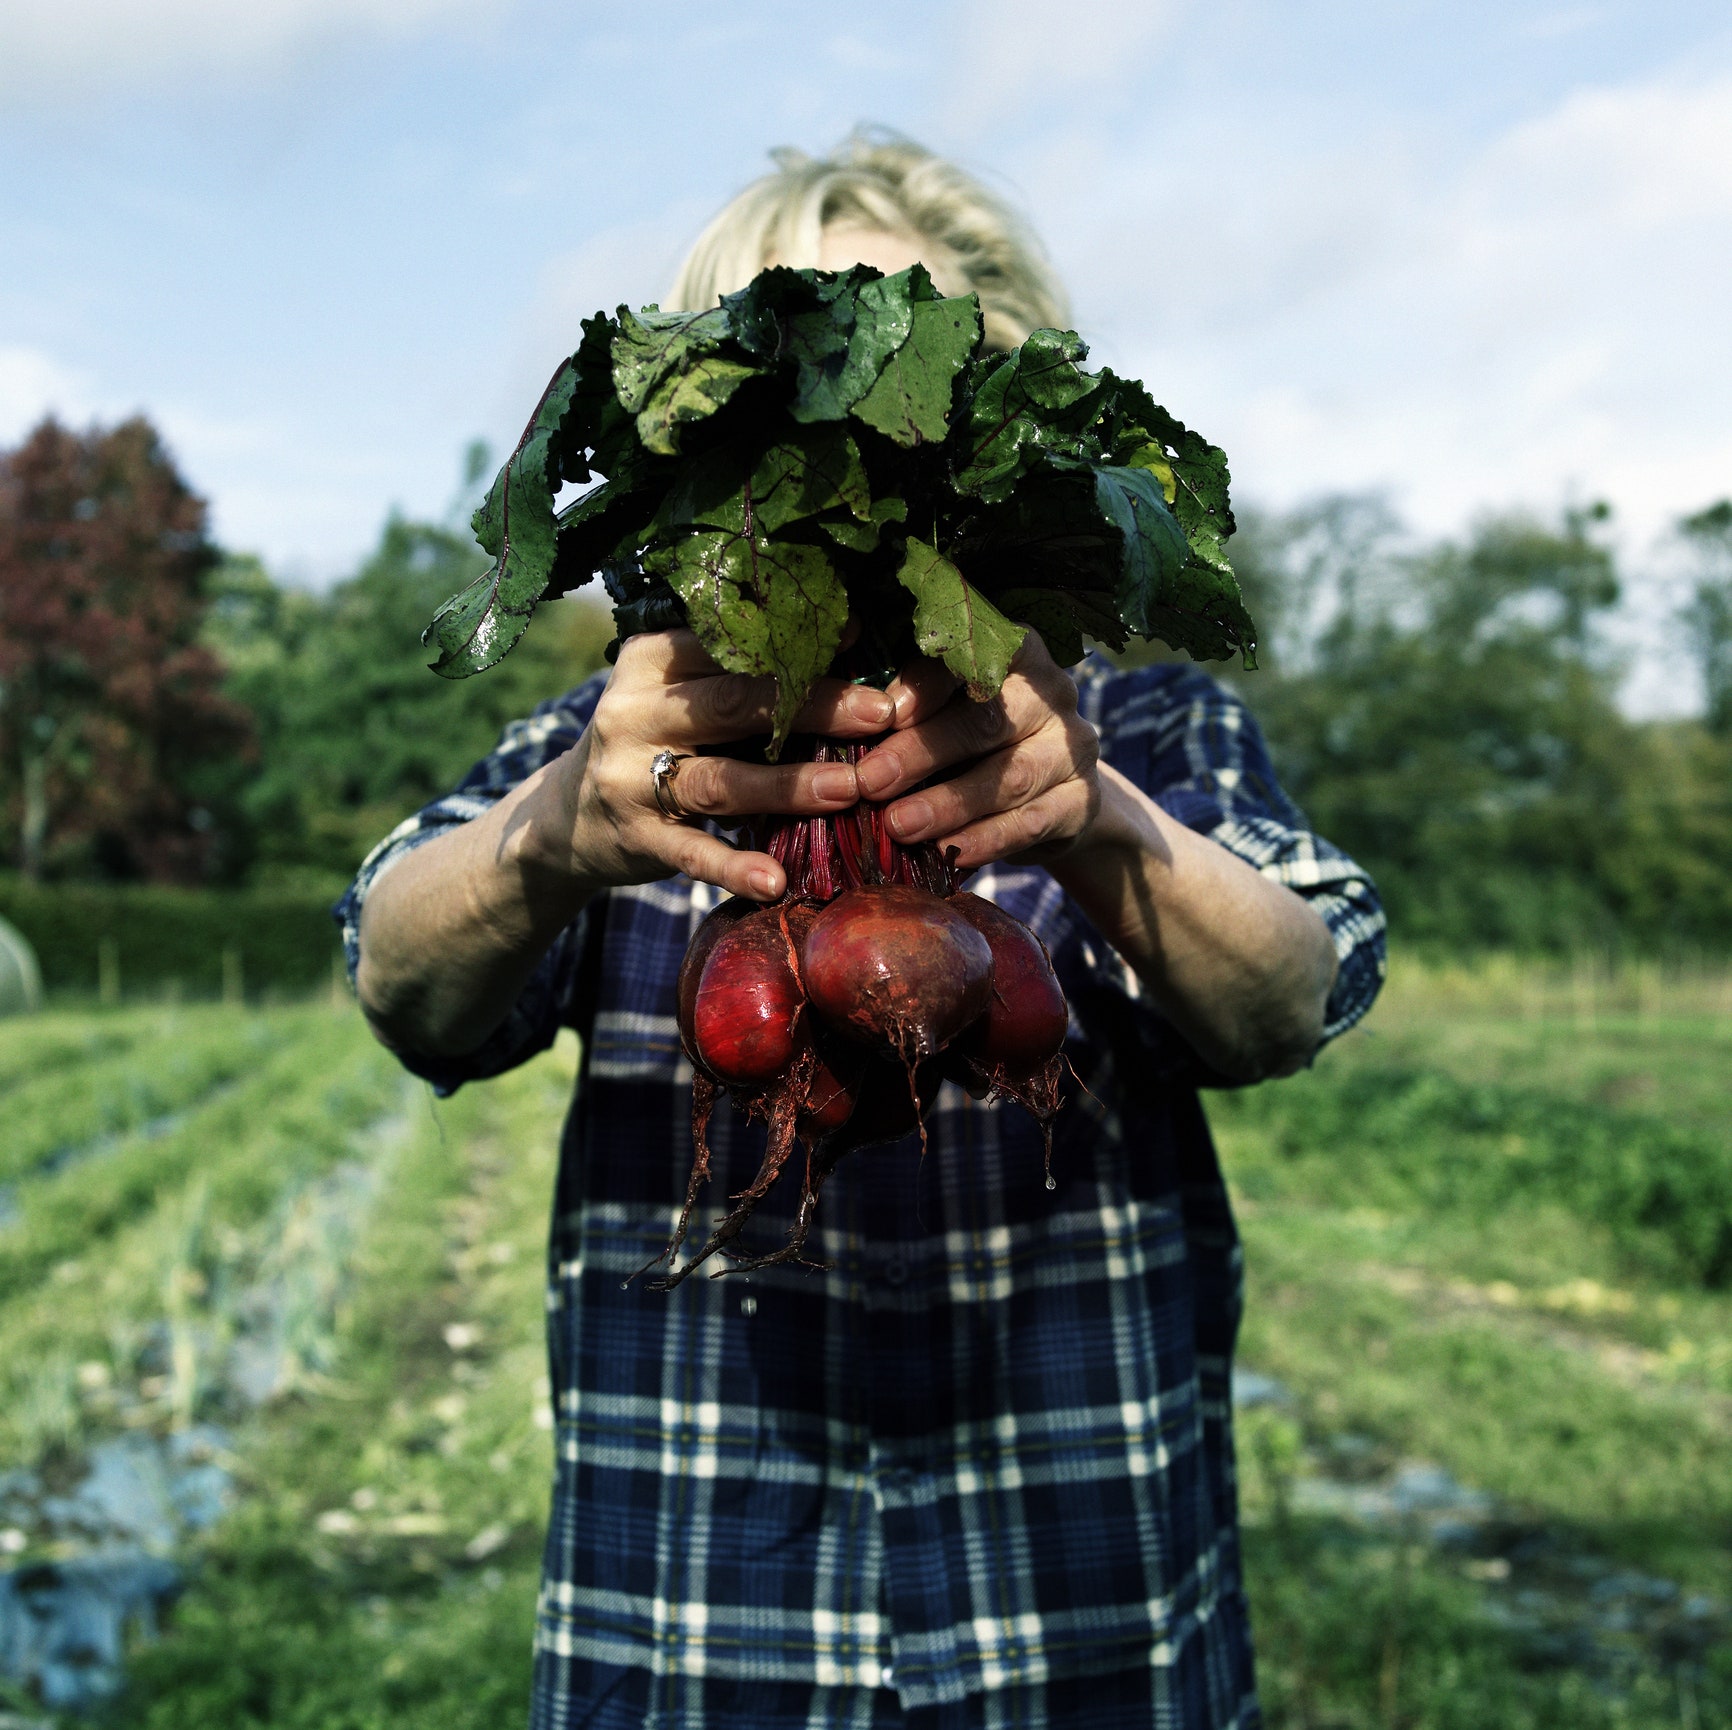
[1680,499,1732,734]
[1236,501,1732,951]
[206,516,612,884]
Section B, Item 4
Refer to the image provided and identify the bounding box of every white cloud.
[1003,57,1732,716]
[1058,65,1732,545]
[506,203,709,403]
[0,0,508,101]
[0,344,394,581]
[1517,6,1609,43]
[947,0,1186,135]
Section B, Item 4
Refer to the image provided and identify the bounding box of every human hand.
[852,634,1104,872]
[530,630,892,903]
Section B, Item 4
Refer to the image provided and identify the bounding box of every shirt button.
[880,1665,895,1688]
[882,1259,908,1287]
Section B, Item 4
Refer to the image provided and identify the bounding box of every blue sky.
[3,1,1730,703]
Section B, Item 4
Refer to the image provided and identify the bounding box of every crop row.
[0,1009,407,1458]
[0,1007,308,1187]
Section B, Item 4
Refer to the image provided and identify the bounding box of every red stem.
[760,737,955,902]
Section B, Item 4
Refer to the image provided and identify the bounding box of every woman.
[344,132,1385,1730]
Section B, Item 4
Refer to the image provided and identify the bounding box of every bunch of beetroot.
[640,760,1069,1290]
[422,262,1256,1289]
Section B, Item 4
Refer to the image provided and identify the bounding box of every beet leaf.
[426,262,1258,728]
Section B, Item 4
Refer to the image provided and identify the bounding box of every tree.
[205,515,613,883]
[1680,500,1732,734]
[0,416,251,882]
[1226,499,1732,950]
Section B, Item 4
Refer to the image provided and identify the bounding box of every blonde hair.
[666,129,1069,352]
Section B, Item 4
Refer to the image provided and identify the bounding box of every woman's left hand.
[854,633,1103,871]
[858,631,1338,1082]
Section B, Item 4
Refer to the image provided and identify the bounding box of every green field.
[0,967,1728,1727]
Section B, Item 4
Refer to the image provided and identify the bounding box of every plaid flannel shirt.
[338,658,1385,1730]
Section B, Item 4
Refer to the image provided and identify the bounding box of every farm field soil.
[0,977,1727,1727]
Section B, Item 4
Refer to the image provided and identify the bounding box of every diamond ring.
[650,750,693,820]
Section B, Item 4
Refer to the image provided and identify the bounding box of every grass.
[1213,958,1732,1727]
[0,961,1726,1727]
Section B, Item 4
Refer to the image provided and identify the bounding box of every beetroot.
[801,885,992,1060]
[797,1036,863,1142]
[822,1051,945,1159]
[640,741,1073,1292]
[676,896,753,1077]
[947,892,1071,1188]
[949,893,1068,1072]
[688,908,805,1086]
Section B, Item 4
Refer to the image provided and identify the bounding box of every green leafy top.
[426,263,1255,756]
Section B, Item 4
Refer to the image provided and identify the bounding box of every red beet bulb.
[800,884,992,1060]
[797,1035,863,1142]
[688,907,806,1087]
[676,896,753,1078]
[949,893,1069,1071]
[945,892,1070,1189]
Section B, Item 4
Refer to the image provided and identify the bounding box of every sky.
[3,0,1730,709]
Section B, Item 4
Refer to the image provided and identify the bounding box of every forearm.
[1048,764,1338,1081]
[356,759,596,1058]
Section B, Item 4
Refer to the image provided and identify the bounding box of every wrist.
[494,759,602,928]
[1054,765,1167,882]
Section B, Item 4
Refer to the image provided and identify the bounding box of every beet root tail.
[627,1072,720,1286]
[647,1055,810,1291]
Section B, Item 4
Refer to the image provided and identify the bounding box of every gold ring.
[651,750,692,820]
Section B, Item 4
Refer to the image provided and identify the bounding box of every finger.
[655,826,786,902]
[659,755,860,820]
[633,672,889,745]
[881,727,1085,844]
[790,679,894,737]
[879,629,1059,723]
[859,644,1080,799]
[884,657,958,729]
[854,687,1029,800]
[938,780,1097,871]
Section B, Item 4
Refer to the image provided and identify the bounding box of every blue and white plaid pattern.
[338,660,1386,1730]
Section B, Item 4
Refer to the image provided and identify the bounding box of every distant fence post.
[0,878,371,1000]
[222,946,244,1006]
[98,936,120,1006]
[0,916,42,1016]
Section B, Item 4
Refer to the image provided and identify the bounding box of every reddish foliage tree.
[0,415,252,882]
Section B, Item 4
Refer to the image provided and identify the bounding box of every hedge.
[0,877,345,999]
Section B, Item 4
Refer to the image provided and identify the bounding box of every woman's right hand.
[356,629,892,1057]
[525,628,893,905]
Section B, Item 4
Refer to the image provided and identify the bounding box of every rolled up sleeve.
[1078,660,1387,1045]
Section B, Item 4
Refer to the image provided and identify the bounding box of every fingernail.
[749,867,779,898]
[891,686,917,725]
[811,766,856,802]
[887,797,931,840]
[847,687,893,725]
[856,755,896,797]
